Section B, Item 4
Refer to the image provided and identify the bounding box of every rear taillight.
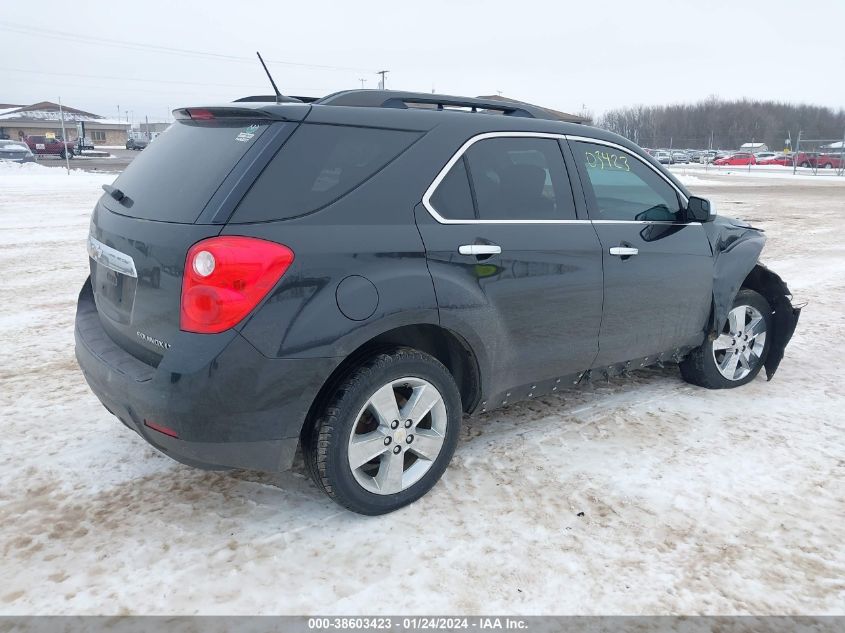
[180,236,294,334]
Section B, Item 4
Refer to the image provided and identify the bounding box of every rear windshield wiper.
[102,184,133,207]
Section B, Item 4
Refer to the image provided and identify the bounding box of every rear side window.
[232,124,420,222]
[428,136,577,221]
[106,120,271,223]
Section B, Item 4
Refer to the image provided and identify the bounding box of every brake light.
[180,236,294,334]
[187,108,214,120]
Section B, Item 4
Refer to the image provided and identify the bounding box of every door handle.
[609,246,639,257]
[459,244,502,256]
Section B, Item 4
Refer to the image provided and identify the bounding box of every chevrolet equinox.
[75,90,801,515]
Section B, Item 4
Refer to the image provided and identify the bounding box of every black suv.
[75,90,800,515]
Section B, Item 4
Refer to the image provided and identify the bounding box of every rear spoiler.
[172,104,310,122]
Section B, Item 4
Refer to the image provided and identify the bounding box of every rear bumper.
[74,278,340,471]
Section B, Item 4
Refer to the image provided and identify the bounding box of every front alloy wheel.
[711,304,767,381]
[680,288,772,389]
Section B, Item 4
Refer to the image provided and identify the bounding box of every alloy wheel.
[346,377,447,495]
[711,304,767,381]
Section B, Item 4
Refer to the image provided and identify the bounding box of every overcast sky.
[2,0,843,123]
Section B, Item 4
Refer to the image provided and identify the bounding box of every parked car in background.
[126,137,149,150]
[757,154,794,167]
[671,151,690,164]
[792,152,819,168]
[714,152,756,166]
[816,153,845,169]
[698,150,718,164]
[754,152,777,162]
[654,150,672,164]
[74,90,800,515]
[0,139,35,163]
[25,135,75,159]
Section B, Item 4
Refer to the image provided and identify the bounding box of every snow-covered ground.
[0,163,843,615]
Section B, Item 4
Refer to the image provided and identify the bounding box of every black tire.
[303,348,462,515]
[680,289,772,389]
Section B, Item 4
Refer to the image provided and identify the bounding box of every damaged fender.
[704,216,802,380]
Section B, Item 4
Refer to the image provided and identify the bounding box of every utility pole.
[358,78,367,89]
[58,96,70,175]
[376,70,389,90]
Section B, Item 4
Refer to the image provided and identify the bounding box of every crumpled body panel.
[704,215,802,379]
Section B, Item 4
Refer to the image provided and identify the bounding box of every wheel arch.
[300,323,482,443]
[739,263,802,379]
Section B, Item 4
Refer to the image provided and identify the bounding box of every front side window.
[573,141,682,222]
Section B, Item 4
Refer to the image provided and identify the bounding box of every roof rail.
[314,90,559,120]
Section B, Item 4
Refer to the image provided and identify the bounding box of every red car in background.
[757,155,794,166]
[792,152,819,168]
[713,152,756,166]
[817,153,845,169]
[24,135,75,159]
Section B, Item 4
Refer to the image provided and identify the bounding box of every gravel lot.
[0,163,843,615]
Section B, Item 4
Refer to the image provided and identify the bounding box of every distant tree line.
[596,97,845,151]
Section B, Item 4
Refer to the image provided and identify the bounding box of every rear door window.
[463,137,576,221]
[232,124,421,223]
[428,157,475,220]
[104,120,271,223]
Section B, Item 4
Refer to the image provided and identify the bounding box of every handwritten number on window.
[584,150,630,172]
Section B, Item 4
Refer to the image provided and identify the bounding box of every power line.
[0,66,270,90]
[0,20,378,73]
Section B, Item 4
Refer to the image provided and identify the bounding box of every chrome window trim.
[421,131,693,226]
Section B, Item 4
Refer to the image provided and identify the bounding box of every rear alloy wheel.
[304,348,461,515]
[680,289,772,389]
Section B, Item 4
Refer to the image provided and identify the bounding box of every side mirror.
[686,195,715,223]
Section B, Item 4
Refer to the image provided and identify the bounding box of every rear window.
[231,123,420,223]
[106,120,270,222]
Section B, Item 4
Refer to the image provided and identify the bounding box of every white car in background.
[754,151,778,162]
[0,139,35,163]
